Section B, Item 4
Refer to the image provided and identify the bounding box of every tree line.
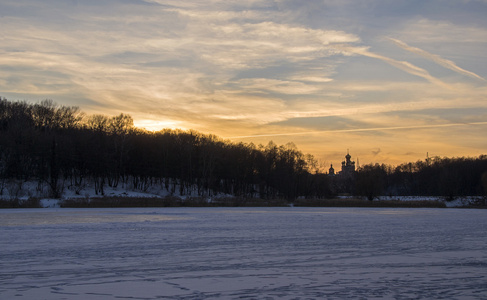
[0,98,331,200]
[352,156,487,201]
[1,97,486,203]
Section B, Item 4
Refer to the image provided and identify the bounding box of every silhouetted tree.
[355,164,387,200]
[9,97,487,203]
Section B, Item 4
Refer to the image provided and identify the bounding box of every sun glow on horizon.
[133,119,186,132]
[1,0,486,165]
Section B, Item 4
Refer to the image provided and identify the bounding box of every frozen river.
[1,207,486,299]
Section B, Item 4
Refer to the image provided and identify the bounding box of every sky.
[1,0,487,167]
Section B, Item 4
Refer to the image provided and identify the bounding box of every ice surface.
[1,207,486,299]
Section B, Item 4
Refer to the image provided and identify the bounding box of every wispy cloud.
[1,0,486,164]
[226,121,487,139]
[388,37,485,81]
[336,45,453,89]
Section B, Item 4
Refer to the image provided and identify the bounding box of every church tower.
[341,150,356,177]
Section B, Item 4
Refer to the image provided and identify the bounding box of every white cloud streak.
[335,45,453,89]
[388,38,486,81]
[226,121,487,139]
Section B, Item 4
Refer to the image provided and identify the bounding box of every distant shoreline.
[3,196,486,209]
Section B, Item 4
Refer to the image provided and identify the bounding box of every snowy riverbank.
[1,180,485,208]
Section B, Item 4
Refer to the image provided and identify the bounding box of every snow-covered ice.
[1,207,486,299]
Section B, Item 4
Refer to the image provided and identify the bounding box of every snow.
[1,207,486,299]
[1,180,231,207]
[2,179,484,208]
[377,195,484,207]
[39,199,61,208]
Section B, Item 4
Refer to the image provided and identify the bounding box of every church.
[329,151,356,177]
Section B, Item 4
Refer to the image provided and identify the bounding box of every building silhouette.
[328,164,335,176]
[328,151,356,177]
[340,150,355,178]
[328,151,356,195]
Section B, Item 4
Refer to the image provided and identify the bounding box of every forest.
[0,98,330,201]
[1,98,486,203]
[352,157,487,202]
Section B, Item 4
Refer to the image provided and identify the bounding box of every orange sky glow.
[1,1,486,166]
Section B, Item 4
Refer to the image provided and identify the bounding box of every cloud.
[388,38,485,81]
[225,121,487,139]
[0,0,364,126]
[335,45,453,89]
[398,18,487,44]
[229,78,325,95]
[1,0,487,165]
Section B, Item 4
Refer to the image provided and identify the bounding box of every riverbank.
[3,195,486,209]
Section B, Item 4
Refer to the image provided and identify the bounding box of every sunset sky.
[1,0,486,166]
